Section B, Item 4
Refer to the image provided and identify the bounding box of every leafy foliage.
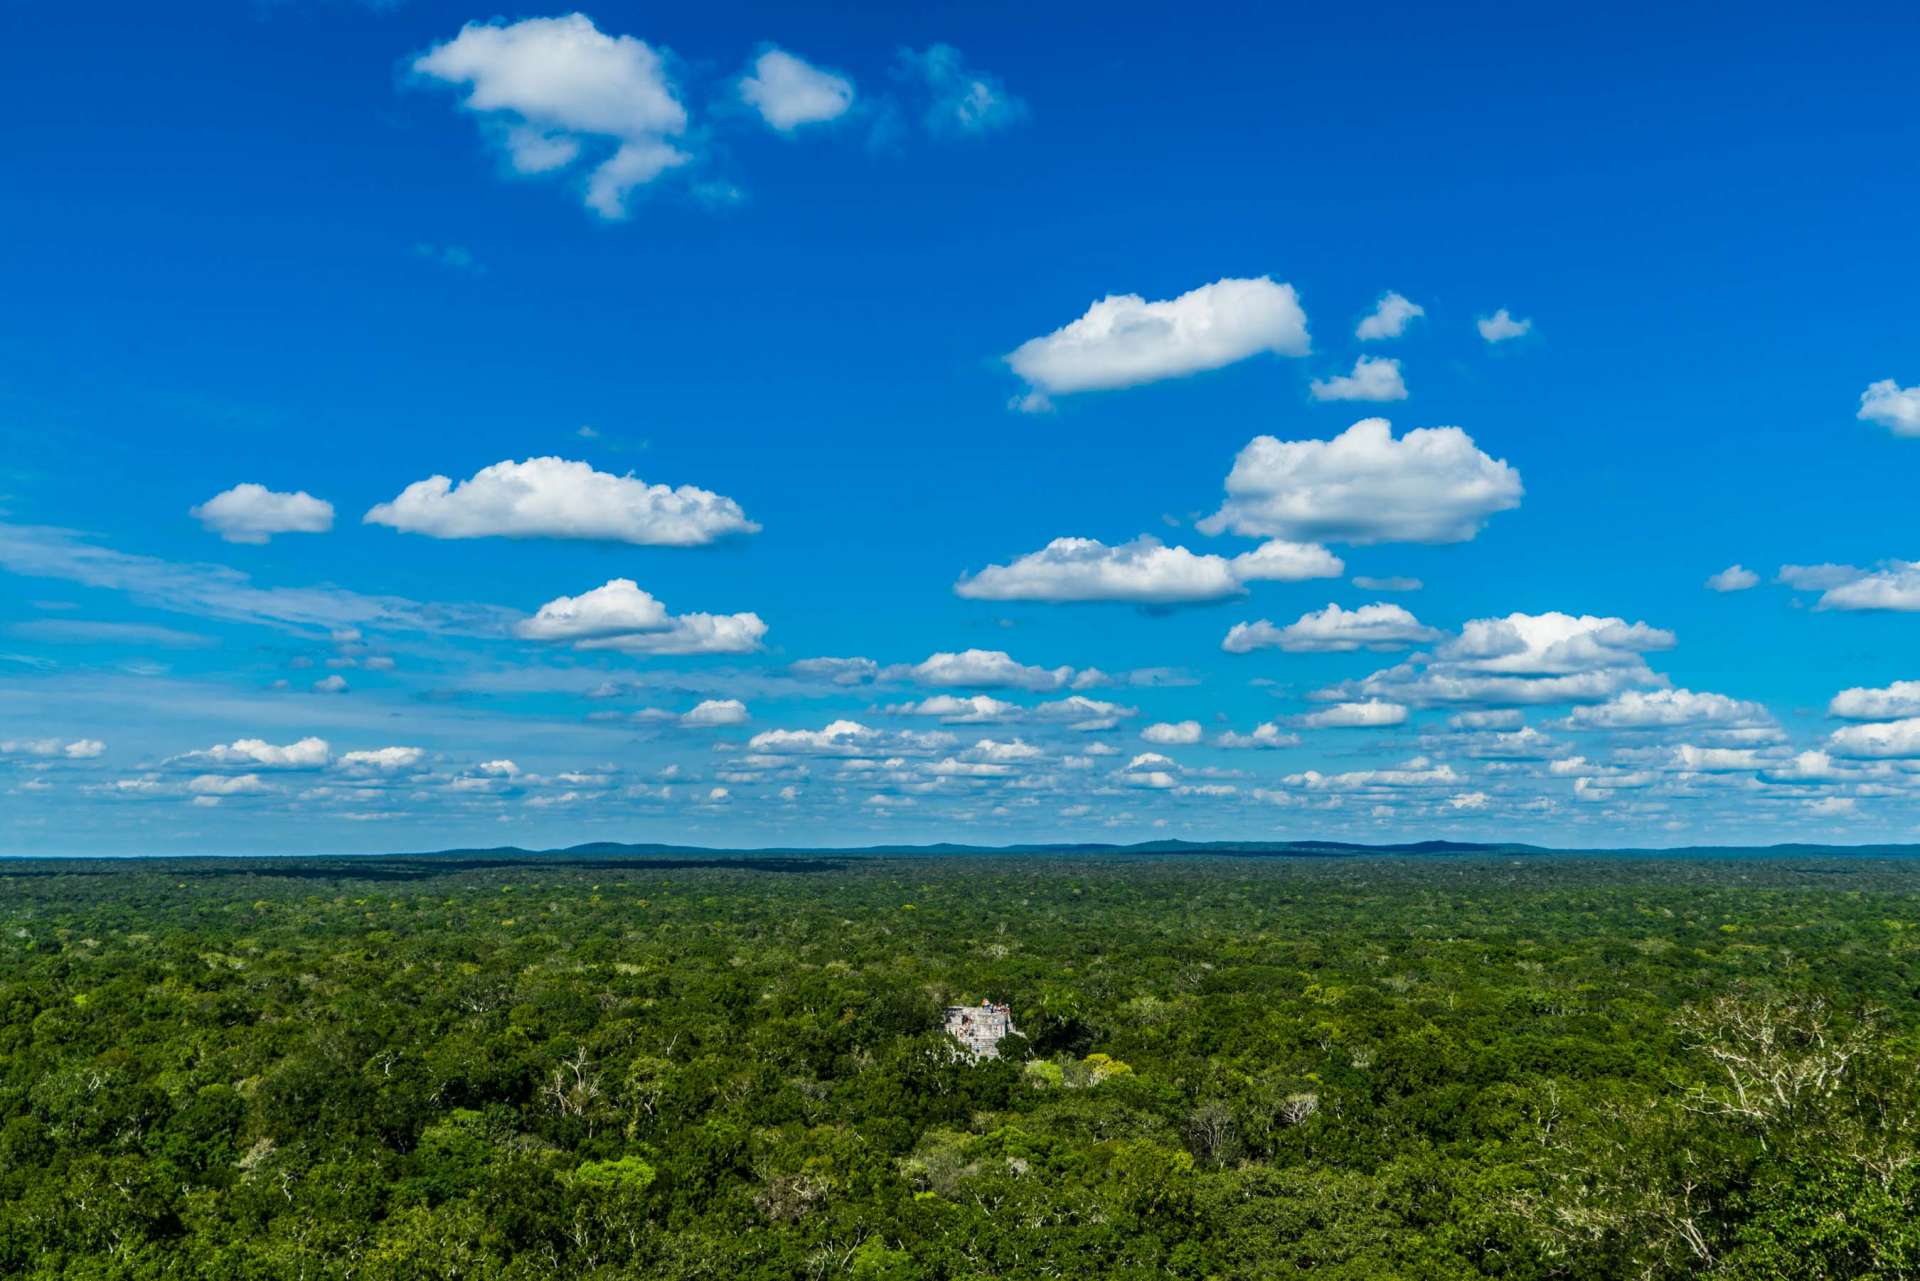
[2,852,1918,1277]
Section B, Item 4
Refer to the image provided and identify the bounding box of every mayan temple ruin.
[943,1000,1017,1059]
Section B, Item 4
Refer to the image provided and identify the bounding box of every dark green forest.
[3,851,1919,1279]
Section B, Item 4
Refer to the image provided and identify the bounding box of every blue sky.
[4,1,1920,854]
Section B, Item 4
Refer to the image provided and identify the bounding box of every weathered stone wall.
[944,1002,1016,1059]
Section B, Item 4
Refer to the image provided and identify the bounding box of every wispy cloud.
[5,620,215,648]
[0,522,517,637]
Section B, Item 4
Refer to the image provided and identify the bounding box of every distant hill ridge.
[15,839,1920,863]
[389,837,1920,860]
[393,838,1548,859]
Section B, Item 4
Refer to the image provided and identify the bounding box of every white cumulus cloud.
[1222,602,1440,654]
[680,698,749,726]
[1230,540,1349,582]
[412,14,690,220]
[516,579,769,656]
[1477,309,1532,342]
[1356,291,1424,341]
[1827,717,1920,759]
[1705,564,1759,592]
[1284,756,1460,790]
[748,720,878,755]
[517,578,670,640]
[739,47,854,131]
[1859,379,1920,436]
[1301,700,1409,729]
[1829,680,1920,721]
[927,756,1016,779]
[1322,611,1674,708]
[191,484,333,544]
[1215,723,1299,749]
[1310,356,1407,402]
[886,649,1077,692]
[1006,276,1309,408]
[1117,751,1181,789]
[1459,727,1561,759]
[1451,710,1523,730]
[181,737,331,769]
[579,612,768,656]
[2,738,107,760]
[966,737,1044,763]
[1812,562,1920,612]
[1140,720,1203,745]
[338,746,425,771]
[955,535,1340,604]
[1569,688,1771,730]
[1438,613,1674,675]
[367,457,756,546]
[1031,696,1136,731]
[1670,745,1771,773]
[886,695,1019,724]
[1200,418,1522,545]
